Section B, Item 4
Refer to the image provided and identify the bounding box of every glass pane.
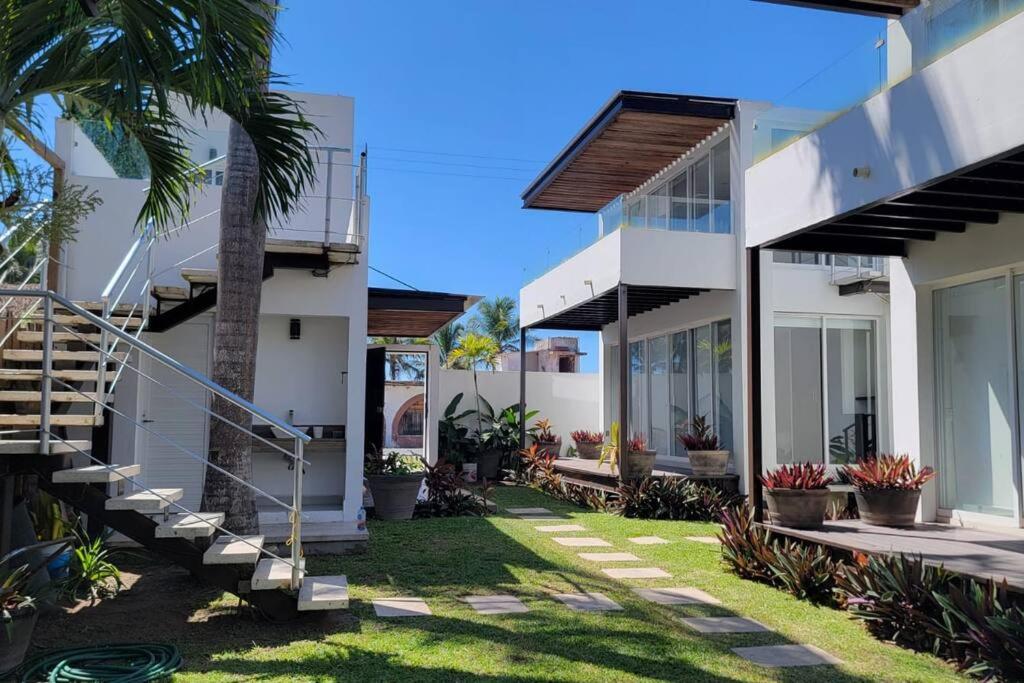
[608,345,619,427]
[669,172,689,232]
[629,341,646,441]
[691,155,711,233]
[626,200,643,228]
[714,320,733,452]
[773,321,824,464]
[649,185,669,230]
[694,325,714,424]
[670,331,690,458]
[935,278,1015,517]
[711,141,731,234]
[825,319,877,464]
[648,336,670,456]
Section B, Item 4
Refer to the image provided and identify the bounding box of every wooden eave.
[754,0,919,17]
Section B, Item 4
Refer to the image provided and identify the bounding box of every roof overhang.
[522,91,736,213]
[367,288,479,338]
[527,285,708,332]
[754,0,919,17]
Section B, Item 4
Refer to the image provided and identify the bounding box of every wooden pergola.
[754,0,919,17]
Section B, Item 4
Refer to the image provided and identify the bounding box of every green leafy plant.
[1,564,37,638]
[448,332,499,442]
[61,534,122,603]
[437,393,476,466]
[935,578,1024,680]
[480,403,538,460]
[570,430,603,445]
[761,463,834,490]
[598,423,646,472]
[678,415,720,451]
[364,449,424,476]
[843,454,936,491]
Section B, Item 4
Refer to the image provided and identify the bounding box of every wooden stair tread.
[151,286,188,301]
[297,575,349,611]
[0,439,90,455]
[0,414,98,427]
[180,268,217,284]
[105,488,183,512]
[203,535,264,565]
[0,369,103,382]
[52,464,140,483]
[27,313,143,327]
[252,558,306,590]
[154,512,224,539]
[0,391,97,403]
[18,331,103,343]
[3,349,128,362]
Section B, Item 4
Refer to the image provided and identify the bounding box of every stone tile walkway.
[579,552,641,562]
[732,645,841,668]
[684,536,722,545]
[552,536,612,547]
[461,595,529,615]
[680,617,770,634]
[633,587,721,605]
[373,598,432,617]
[535,524,586,532]
[602,567,671,579]
[554,592,624,612]
[627,536,670,545]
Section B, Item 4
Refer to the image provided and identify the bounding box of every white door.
[137,321,211,511]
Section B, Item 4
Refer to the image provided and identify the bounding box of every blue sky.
[273,0,882,372]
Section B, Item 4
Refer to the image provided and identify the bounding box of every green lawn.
[168,486,963,682]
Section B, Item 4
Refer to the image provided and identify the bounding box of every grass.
[39,486,967,682]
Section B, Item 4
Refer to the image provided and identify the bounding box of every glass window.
[714,320,733,451]
[935,278,1015,517]
[691,155,711,233]
[670,331,690,458]
[648,184,669,230]
[647,336,670,456]
[608,345,619,425]
[825,319,877,464]
[774,317,824,464]
[629,341,646,441]
[694,325,714,421]
[711,141,731,234]
[669,171,689,232]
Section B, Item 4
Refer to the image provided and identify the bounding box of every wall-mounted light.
[852,166,872,179]
[289,318,301,340]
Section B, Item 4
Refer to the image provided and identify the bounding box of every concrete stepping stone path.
[627,536,670,545]
[554,592,624,612]
[373,597,433,617]
[684,536,722,545]
[602,567,671,579]
[632,587,721,605]
[461,595,529,615]
[578,552,641,562]
[534,524,586,532]
[552,536,612,547]
[731,644,841,668]
[507,507,563,519]
[680,617,770,634]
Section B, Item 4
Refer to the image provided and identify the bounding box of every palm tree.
[370,337,428,381]
[471,296,521,353]
[431,322,464,369]
[448,332,498,440]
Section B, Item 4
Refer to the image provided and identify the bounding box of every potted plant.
[842,454,936,527]
[571,430,604,460]
[365,450,425,520]
[678,415,730,476]
[480,403,538,479]
[0,564,39,676]
[761,463,834,529]
[599,423,656,480]
[534,418,561,458]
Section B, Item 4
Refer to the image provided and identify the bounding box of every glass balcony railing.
[753,0,1024,161]
[598,193,732,237]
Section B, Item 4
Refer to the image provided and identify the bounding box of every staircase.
[0,290,349,620]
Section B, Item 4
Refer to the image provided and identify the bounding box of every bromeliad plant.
[761,463,834,490]
[842,454,936,491]
[678,415,720,451]
[570,430,603,445]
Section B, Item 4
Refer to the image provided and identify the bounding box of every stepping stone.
[373,597,432,618]
[534,524,586,532]
[298,575,349,611]
[633,587,721,605]
[552,537,612,548]
[579,552,640,562]
[602,567,671,579]
[680,617,770,634]
[507,507,553,515]
[461,595,529,615]
[628,536,670,545]
[685,536,722,545]
[554,592,623,612]
[732,645,841,668]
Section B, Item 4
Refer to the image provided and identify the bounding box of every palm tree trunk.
[201,1,277,534]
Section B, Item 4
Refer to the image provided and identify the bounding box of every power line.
[373,145,546,165]
[371,155,540,173]
[369,265,420,291]
[370,166,530,182]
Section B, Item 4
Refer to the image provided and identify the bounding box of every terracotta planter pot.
[475,448,503,480]
[764,489,831,529]
[688,450,730,476]
[855,488,921,527]
[575,442,602,459]
[536,438,561,459]
[0,608,38,676]
[621,450,656,480]
[367,473,423,520]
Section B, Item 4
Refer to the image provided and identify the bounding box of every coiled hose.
[19,644,182,682]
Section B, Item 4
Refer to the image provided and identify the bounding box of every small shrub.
[626,434,648,453]
[570,430,603,445]
[768,540,843,605]
[761,463,833,490]
[842,454,936,491]
[936,578,1024,681]
[678,414,720,451]
[535,418,557,443]
[613,477,740,521]
[365,449,423,476]
[61,534,122,602]
[718,504,777,583]
[416,462,491,518]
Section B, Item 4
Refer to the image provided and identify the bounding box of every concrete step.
[0,390,97,403]
[251,558,306,590]
[203,535,264,565]
[17,331,102,344]
[297,575,349,611]
[3,349,128,363]
[154,512,224,539]
[0,439,91,455]
[180,268,217,285]
[0,413,98,427]
[52,464,140,483]
[105,488,183,512]
[0,368,101,382]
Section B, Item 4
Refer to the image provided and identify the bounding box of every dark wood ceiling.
[767,146,1024,257]
[755,0,919,17]
[522,92,736,213]
[529,285,709,331]
[367,288,476,338]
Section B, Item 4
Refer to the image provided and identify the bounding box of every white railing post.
[291,436,304,590]
[38,295,53,456]
[94,296,109,420]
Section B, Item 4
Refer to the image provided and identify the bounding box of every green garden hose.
[19,644,182,682]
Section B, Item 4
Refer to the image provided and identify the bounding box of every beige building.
[499,337,585,373]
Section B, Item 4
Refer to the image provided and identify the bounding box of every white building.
[747,0,1024,529]
[518,91,890,495]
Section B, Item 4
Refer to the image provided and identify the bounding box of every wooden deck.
[767,520,1024,593]
[551,457,740,494]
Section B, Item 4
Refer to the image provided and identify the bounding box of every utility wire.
[373,145,545,165]
[369,265,419,291]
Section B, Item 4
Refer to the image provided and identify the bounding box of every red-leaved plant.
[677,415,720,451]
[761,463,834,490]
[570,430,604,445]
[627,434,648,453]
[842,454,936,491]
